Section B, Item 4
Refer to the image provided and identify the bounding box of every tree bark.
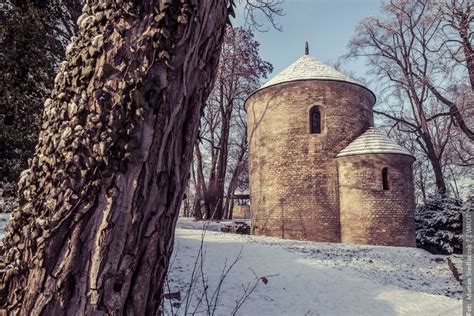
[209,101,232,219]
[1,0,228,314]
[193,142,207,220]
[422,132,447,194]
[443,3,474,139]
[456,1,474,89]
[418,167,427,203]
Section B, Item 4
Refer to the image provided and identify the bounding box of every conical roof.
[258,54,364,91]
[336,127,414,158]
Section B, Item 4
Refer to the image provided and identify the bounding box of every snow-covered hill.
[164,218,462,315]
[0,215,462,315]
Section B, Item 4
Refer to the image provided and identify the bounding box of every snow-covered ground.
[167,218,462,315]
[176,218,249,232]
[0,215,462,315]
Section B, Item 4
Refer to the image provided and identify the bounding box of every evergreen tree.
[415,195,468,254]
[0,0,82,186]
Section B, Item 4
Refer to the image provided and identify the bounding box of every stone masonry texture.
[337,154,416,247]
[245,78,416,247]
[246,80,374,242]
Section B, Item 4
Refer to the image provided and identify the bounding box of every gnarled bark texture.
[0,0,228,314]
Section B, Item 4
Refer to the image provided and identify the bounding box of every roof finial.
[305,41,309,55]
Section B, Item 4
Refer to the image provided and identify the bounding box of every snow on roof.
[258,54,363,91]
[336,127,414,158]
[234,188,249,195]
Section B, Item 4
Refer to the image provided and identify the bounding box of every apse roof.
[336,127,414,158]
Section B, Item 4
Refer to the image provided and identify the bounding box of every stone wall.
[246,80,375,242]
[233,204,250,219]
[337,154,416,247]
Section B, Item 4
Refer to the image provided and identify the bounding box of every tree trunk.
[442,1,474,140]
[210,113,231,219]
[406,79,448,195]
[223,145,245,219]
[193,143,207,220]
[209,86,232,220]
[418,167,427,203]
[421,131,447,195]
[228,194,235,220]
[1,1,228,314]
[458,3,474,90]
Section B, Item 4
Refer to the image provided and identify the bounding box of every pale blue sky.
[235,0,383,87]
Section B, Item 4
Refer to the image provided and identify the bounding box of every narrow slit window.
[310,107,321,134]
[382,167,389,190]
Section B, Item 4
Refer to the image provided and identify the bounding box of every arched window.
[310,107,321,134]
[382,167,389,190]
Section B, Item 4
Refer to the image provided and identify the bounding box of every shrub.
[415,195,470,255]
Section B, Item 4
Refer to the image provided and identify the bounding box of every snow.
[0,215,462,315]
[258,55,361,91]
[415,195,464,255]
[176,217,250,232]
[167,218,462,315]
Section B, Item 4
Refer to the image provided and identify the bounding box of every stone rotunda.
[244,46,416,247]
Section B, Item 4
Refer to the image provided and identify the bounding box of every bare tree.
[428,0,474,140]
[223,122,248,220]
[192,26,272,220]
[0,0,282,314]
[347,0,474,195]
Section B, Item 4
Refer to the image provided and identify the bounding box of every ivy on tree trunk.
[0,0,228,314]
